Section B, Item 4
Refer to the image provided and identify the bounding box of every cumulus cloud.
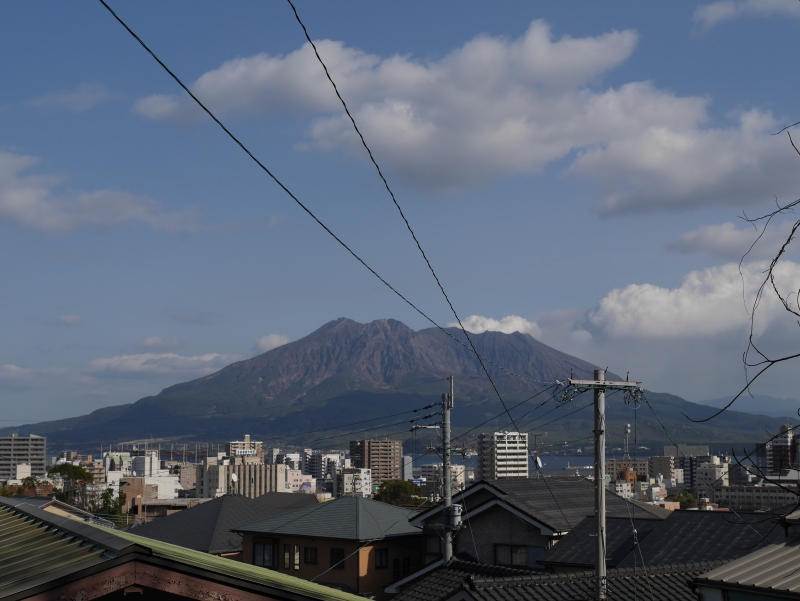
[133,20,800,211]
[666,220,798,261]
[0,151,202,232]
[136,337,182,351]
[29,83,111,112]
[693,0,800,28]
[87,352,238,378]
[529,260,800,400]
[450,315,541,339]
[253,334,290,353]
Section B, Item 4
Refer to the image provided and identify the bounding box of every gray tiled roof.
[394,559,728,601]
[128,493,318,554]
[615,509,789,568]
[694,539,800,597]
[234,496,421,541]
[478,478,669,531]
[539,516,662,569]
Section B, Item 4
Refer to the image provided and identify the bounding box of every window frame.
[375,548,389,570]
[304,546,318,565]
[330,547,346,570]
[284,543,291,570]
[252,538,278,569]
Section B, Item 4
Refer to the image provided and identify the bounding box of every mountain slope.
[1,318,786,450]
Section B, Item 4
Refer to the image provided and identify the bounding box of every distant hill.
[0,318,788,451]
[697,394,800,420]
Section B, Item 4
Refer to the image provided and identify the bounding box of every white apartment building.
[695,457,730,500]
[287,469,314,493]
[419,463,466,488]
[275,452,302,471]
[476,432,529,480]
[226,434,263,459]
[196,457,289,498]
[333,467,372,498]
[305,452,342,479]
[612,481,632,499]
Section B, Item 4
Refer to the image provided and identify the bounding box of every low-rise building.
[712,484,799,510]
[235,496,423,599]
[334,468,372,498]
[605,458,647,479]
[287,469,314,493]
[196,456,289,498]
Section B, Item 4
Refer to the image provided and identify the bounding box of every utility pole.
[412,376,462,563]
[564,370,643,601]
[442,375,455,563]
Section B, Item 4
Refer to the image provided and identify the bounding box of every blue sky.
[3,0,800,425]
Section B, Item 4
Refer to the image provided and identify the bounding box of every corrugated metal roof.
[0,497,364,601]
[695,540,800,595]
[234,495,421,540]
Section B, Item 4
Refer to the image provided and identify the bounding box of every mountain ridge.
[1,318,788,450]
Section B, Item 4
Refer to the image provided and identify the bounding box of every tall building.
[476,432,529,480]
[225,434,263,460]
[350,439,402,488]
[605,459,648,479]
[419,463,466,488]
[0,434,46,481]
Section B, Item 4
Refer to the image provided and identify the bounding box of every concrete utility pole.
[567,370,642,601]
[442,375,454,563]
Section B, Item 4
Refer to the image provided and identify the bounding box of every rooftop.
[234,495,421,541]
[0,496,361,601]
[128,492,318,554]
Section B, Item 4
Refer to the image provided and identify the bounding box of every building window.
[495,545,546,569]
[253,539,278,568]
[284,544,291,569]
[330,548,345,570]
[393,558,400,580]
[293,544,300,570]
[375,548,389,569]
[304,546,318,565]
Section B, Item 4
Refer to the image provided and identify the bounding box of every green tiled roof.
[97,525,362,601]
[0,498,362,601]
[234,495,421,540]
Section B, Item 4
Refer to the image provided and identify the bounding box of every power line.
[284,0,546,434]
[96,0,554,390]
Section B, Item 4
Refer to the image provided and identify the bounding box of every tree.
[666,491,697,509]
[48,463,94,509]
[20,476,39,490]
[374,479,422,506]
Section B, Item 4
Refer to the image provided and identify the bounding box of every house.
[3,494,115,526]
[128,492,318,559]
[694,539,800,600]
[0,496,362,601]
[234,496,423,599]
[391,557,729,601]
[406,477,668,573]
[538,507,793,574]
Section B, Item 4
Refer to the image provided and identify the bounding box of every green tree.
[48,464,93,509]
[374,480,422,506]
[20,476,39,490]
[666,491,697,509]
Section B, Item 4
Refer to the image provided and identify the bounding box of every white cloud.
[253,334,290,353]
[0,364,34,380]
[132,21,800,212]
[450,315,541,339]
[0,151,202,232]
[666,220,797,261]
[585,260,800,338]
[29,83,111,112]
[87,352,238,378]
[693,0,800,28]
[136,337,182,351]
[529,260,800,401]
